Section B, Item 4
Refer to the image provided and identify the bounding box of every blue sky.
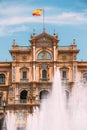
[0,0,87,61]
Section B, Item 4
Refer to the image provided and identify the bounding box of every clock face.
[22,55,27,61]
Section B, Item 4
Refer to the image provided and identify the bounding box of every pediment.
[60,66,69,70]
[20,66,29,71]
[30,31,58,43]
[35,32,54,41]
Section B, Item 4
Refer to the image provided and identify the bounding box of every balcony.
[15,99,27,104]
[61,78,69,85]
[0,82,5,85]
[40,78,50,82]
[20,79,29,82]
[14,99,40,105]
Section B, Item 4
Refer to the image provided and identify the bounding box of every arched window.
[40,90,49,100]
[42,70,47,79]
[0,74,5,84]
[37,51,51,60]
[20,90,27,103]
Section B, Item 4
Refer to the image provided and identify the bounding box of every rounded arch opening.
[20,90,27,103]
[39,90,49,100]
[37,51,51,60]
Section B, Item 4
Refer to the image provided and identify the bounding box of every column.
[33,46,35,61]
[53,44,56,73]
[54,64,56,72]
[33,64,35,81]
[73,66,77,81]
[12,66,16,82]
[53,45,56,61]
[32,43,36,81]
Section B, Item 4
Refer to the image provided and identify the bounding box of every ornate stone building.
[0,30,87,129]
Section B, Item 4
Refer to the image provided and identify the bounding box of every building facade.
[0,30,87,129]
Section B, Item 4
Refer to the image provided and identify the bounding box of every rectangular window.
[22,71,27,79]
[0,74,5,83]
[62,71,67,79]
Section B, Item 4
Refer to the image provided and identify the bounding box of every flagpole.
[43,9,45,31]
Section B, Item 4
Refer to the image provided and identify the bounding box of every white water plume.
[2,69,87,130]
[69,82,87,130]
[39,69,69,130]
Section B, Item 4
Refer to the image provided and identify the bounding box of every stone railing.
[39,78,50,81]
[58,46,70,50]
[19,46,31,50]
[20,79,29,82]
[12,45,31,50]
[15,99,27,104]
[14,99,40,105]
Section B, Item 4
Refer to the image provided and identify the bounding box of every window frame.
[22,71,27,79]
[0,74,5,84]
[20,67,29,82]
[62,70,67,79]
[42,69,47,79]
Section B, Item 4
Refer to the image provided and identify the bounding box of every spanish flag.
[32,9,42,16]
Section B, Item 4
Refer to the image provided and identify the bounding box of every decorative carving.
[38,51,51,60]
[37,37,51,41]
[22,55,27,61]
[36,43,52,47]
[40,64,48,69]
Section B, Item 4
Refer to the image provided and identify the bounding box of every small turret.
[53,29,58,38]
[12,39,16,46]
[73,39,76,45]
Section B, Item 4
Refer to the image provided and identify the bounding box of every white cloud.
[0,6,32,16]
[45,12,87,25]
[8,25,28,34]
[0,3,87,36]
[0,12,87,26]
[0,25,28,36]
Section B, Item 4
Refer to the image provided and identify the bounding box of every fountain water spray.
[2,69,87,130]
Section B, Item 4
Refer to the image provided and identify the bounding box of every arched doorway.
[40,90,49,100]
[20,90,27,103]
